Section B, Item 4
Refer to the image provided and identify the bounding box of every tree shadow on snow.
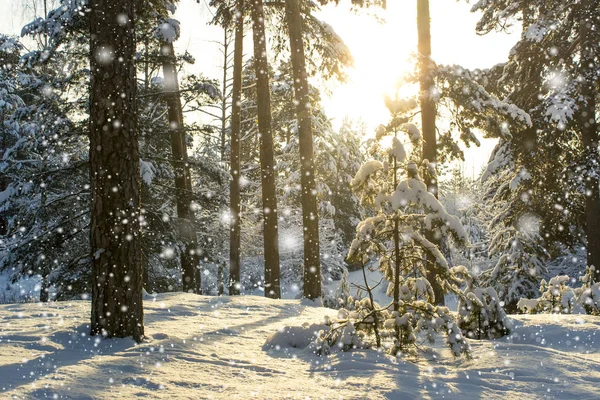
[0,323,138,396]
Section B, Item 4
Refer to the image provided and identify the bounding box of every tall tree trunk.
[0,114,7,235]
[392,150,401,341]
[89,0,144,342]
[144,38,150,91]
[229,0,244,296]
[417,0,444,305]
[579,0,600,283]
[285,0,321,300]
[516,5,539,161]
[160,40,202,294]
[39,176,49,303]
[250,0,280,299]
[220,29,230,162]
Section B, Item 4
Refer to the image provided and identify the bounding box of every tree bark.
[284,0,321,300]
[579,0,600,283]
[0,130,7,235]
[39,273,49,302]
[220,29,230,162]
[250,0,281,299]
[160,40,202,294]
[142,249,151,293]
[89,0,144,342]
[516,5,539,160]
[392,152,401,341]
[417,0,444,305]
[229,0,244,296]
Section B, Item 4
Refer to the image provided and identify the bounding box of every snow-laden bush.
[480,224,548,313]
[312,294,470,358]
[578,267,600,315]
[517,268,599,315]
[425,265,513,341]
[323,268,351,309]
[263,322,329,352]
[451,265,513,339]
[517,276,580,314]
[458,287,513,339]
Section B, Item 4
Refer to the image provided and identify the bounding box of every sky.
[0,0,521,178]
[315,0,521,177]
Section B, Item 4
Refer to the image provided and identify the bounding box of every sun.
[317,1,513,177]
[318,3,419,131]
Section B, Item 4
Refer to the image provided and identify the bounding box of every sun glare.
[317,1,521,176]
[319,3,419,131]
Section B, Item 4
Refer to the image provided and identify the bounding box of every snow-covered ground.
[1,293,599,399]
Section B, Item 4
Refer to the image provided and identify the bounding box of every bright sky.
[316,0,520,177]
[0,0,520,178]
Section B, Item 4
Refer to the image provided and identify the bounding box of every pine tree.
[157,19,202,293]
[250,0,280,299]
[284,0,321,300]
[229,0,244,295]
[89,0,143,341]
[416,0,444,305]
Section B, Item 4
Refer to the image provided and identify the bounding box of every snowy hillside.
[1,293,599,399]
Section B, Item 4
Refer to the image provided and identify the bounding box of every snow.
[350,160,383,188]
[400,123,421,143]
[389,137,406,162]
[94,46,115,65]
[140,159,156,186]
[389,177,469,243]
[384,96,417,115]
[524,23,549,42]
[545,92,577,126]
[481,141,512,182]
[509,167,531,191]
[0,293,599,398]
[154,19,181,43]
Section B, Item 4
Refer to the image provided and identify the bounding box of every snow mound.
[263,323,328,351]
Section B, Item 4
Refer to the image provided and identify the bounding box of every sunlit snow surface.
[0,293,599,399]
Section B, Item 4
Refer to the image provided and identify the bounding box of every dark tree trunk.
[89,0,144,342]
[218,262,225,296]
[285,0,321,300]
[579,0,600,283]
[0,130,7,235]
[229,0,244,296]
[250,0,280,299]
[417,0,444,305]
[142,250,151,293]
[39,273,49,302]
[161,40,202,294]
